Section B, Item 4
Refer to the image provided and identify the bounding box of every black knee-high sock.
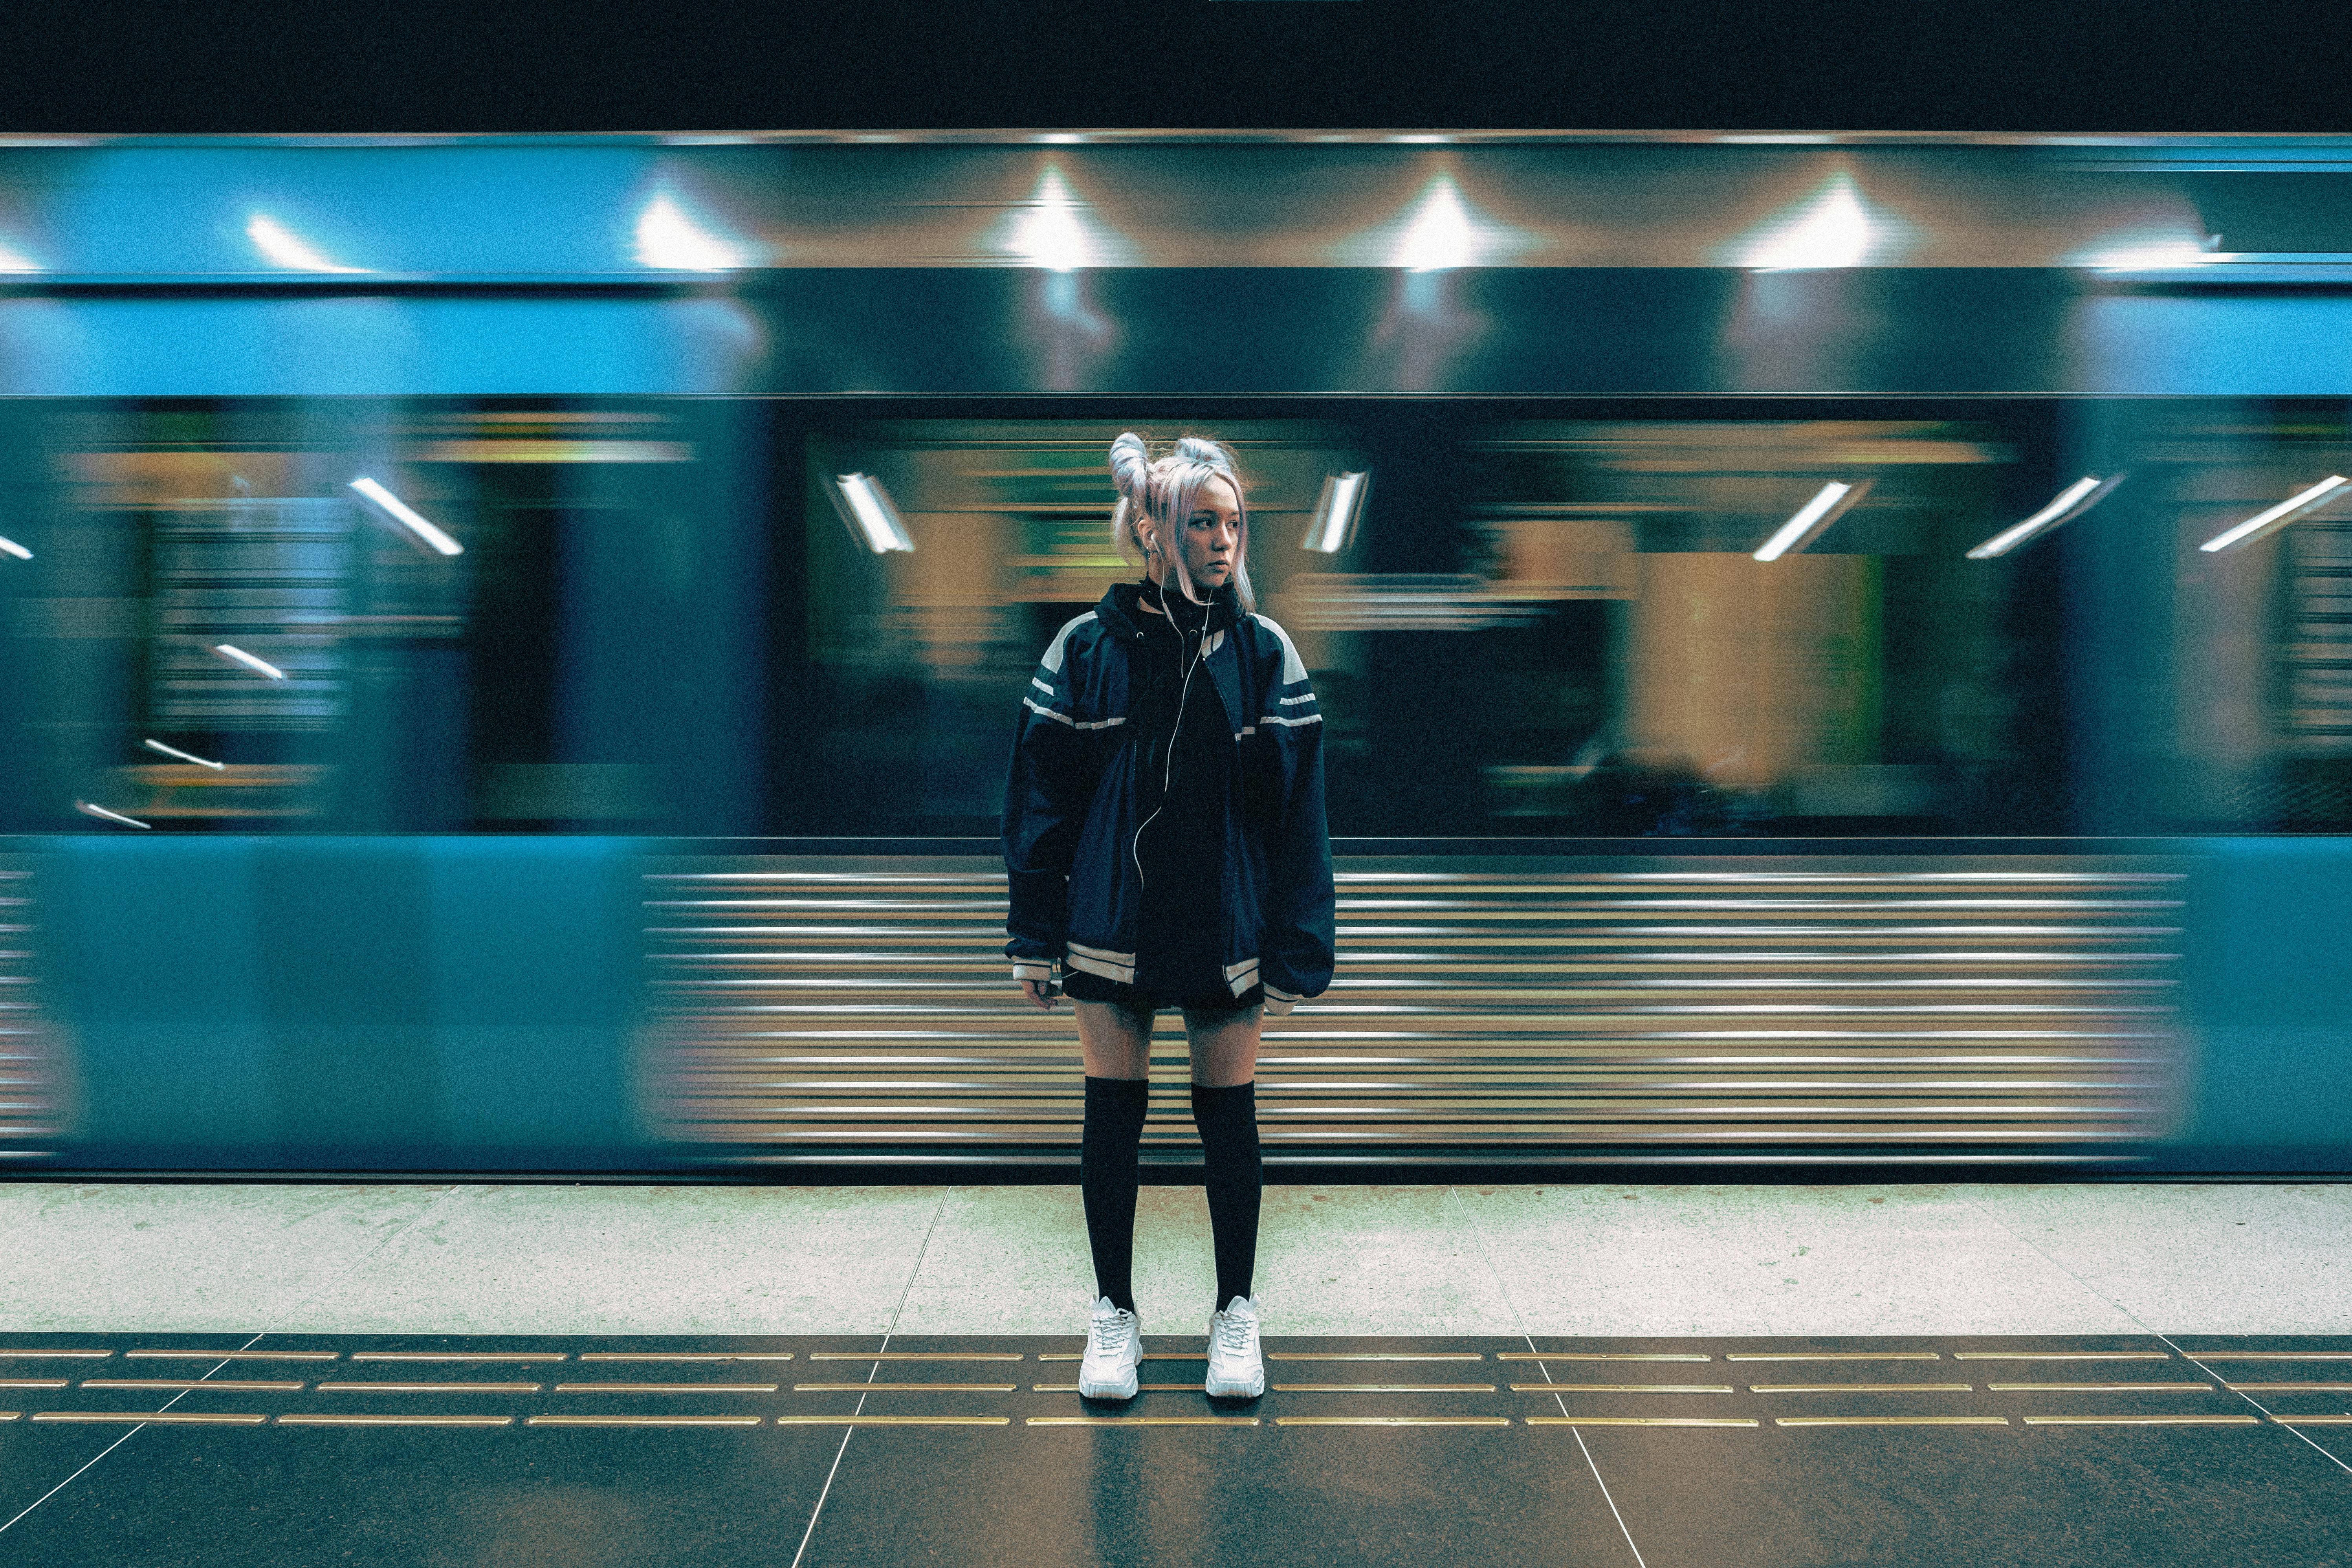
[1191,1080,1262,1310]
[1081,1076,1150,1312]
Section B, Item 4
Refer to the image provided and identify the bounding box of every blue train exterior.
[3,132,2350,1172]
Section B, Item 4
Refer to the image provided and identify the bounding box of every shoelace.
[1214,1312,1254,1356]
[1090,1315,1136,1359]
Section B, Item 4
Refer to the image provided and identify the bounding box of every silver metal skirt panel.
[636,854,2187,1165]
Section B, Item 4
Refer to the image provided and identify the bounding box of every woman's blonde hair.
[1108,431,1255,612]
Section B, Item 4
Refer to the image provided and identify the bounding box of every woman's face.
[1171,474,1241,596]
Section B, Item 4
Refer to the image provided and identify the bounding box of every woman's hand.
[1020,977,1058,1010]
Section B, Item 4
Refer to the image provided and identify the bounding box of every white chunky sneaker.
[1078,1297,1142,1400]
[1205,1295,1265,1398]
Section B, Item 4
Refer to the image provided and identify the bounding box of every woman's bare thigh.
[1182,1005,1262,1088]
[1076,999,1154,1080]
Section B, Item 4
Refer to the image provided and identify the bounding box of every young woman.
[1003,432,1335,1401]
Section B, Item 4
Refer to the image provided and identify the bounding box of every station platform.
[2,1181,2347,1565]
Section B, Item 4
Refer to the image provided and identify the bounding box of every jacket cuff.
[1012,961,1055,982]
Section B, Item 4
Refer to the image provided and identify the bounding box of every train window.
[786,409,2072,839]
[0,398,768,834]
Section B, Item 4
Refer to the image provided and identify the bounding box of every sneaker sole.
[1204,1374,1265,1399]
[1078,1371,1140,1400]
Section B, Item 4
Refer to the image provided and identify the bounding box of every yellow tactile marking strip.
[2022,1415,2263,1427]
[0,1350,112,1359]
[0,1380,68,1390]
[791,1383,1014,1393]
[127,1351,340,1361]
[1952,1352,2169,1361]
[1029,1416,1259,1427]
[2227,1382,2352,1392]
[2273,1416,2352,1425]
[1986,1382,2213,1392]
[2187,1351,2352,1359]
[579,1353,796,1363]
[352,1353,568,1364]
[1500,1353,1710,1363]
[1276,1416,1514,1427]
[1725,1353,1944,1362]
[769,1415,1010,1427]
[1515,1384,1736,1394]
[1776,1416,2012,1427]
[1750,1384,1975,1394]
[557,1383,781,1394]
[527,1415,763,1428]
[34,1411,269,1425]
[1527,1417,1758,1428]
[806,1353,1021,1363]
[1273,1384,1498,1394]
[280,1415,515,1428]
[316,1382,543,1393]
[82,1379,303,1392]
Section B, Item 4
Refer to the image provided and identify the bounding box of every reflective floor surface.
[0,1330,2347,1566]
[3,1181,2349,1564]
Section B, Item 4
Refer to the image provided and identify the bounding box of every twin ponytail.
[1107,430,1256,612]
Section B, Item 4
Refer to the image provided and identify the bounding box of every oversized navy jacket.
[1002,581,1335,1014]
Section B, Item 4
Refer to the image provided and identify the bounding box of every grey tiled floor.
[2,1180,2347,1337]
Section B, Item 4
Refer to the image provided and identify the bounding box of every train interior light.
[830,472,915,554]
[1967,474,2122,559]
[73,800,151,829]
[2199,475,2352,553]
[211,643,288,681]
[142,739,226,770]
[349,477,465,556]
[1305,471,1371,554]
[1753,480,1861,561]
[0,534,30,560]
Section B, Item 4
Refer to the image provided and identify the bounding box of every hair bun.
[1108,431,1153,503]
[1173,436,1230,469]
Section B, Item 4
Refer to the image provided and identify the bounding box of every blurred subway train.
[2,129,2350,1174]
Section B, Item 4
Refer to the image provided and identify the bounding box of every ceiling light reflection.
[633,191,753,271]
[1734,171,1887,271]
[0,536,31,560]
[75,800,152,829]
[245,214,366,274]
[1007,165,1099,271]
[1391,174,1476,271]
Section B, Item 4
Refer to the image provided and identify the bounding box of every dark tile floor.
[0,1331,2345,1567]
